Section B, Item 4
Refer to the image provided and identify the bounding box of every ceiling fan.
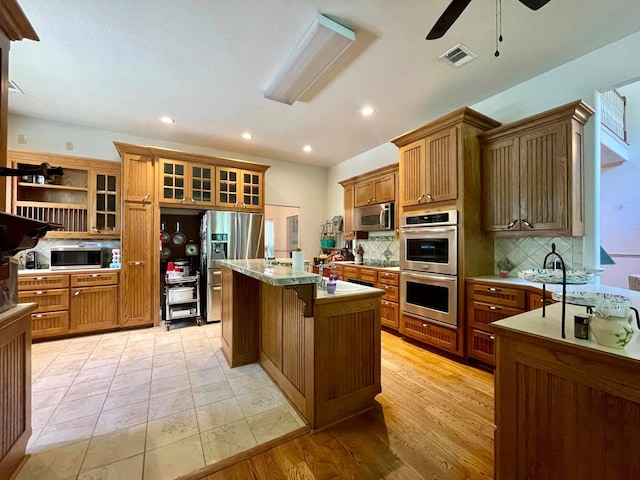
[426,0,551,40]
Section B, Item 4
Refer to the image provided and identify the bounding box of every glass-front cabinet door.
[161,159,188,203]
[241,170,262,209]
[215,167,239,208]
[90,169,120,236]
[190,163,215,207]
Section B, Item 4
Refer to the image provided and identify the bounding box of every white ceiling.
[9,0,640,168]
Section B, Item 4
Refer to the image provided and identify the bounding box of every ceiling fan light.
[263,14,356,105]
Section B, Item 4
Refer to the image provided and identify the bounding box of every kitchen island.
[219,259,384,430]
[491,301,640,479]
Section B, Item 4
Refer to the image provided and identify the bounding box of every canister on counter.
[574,313,591,340]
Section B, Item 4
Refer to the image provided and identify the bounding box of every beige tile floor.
[18,321,306,480]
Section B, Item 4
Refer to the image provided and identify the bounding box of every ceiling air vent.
[8,80,24,94]
[439,43,477,68]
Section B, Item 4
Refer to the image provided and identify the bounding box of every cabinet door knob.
[74,291,81,296]
[426,193,433,200]
[417,194,424,202]
[92,226,100,233]
[521,219,534,228]
[190,197,196,204]
[490,335,495,340]
[142,194,150,201]
[506,219,519,229]
[179,198,186,204]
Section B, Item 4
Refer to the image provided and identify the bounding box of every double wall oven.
[400,210,458,326]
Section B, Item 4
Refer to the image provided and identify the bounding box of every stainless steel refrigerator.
[201,211,264,322]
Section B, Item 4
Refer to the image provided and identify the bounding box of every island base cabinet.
[220,267,259,367]
[0,304,36,480]
[493,332,640,480]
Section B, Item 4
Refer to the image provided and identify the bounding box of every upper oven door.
[400,226,457,275]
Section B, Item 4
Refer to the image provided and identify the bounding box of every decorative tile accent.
[494,237,584,274]
[355,236,399,265]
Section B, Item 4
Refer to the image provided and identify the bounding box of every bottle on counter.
[326,274,337,294]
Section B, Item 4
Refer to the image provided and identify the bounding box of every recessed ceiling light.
[160,116,175,124]
[361,106,375,116]
[303,145,312,153]
[242,132,253,140]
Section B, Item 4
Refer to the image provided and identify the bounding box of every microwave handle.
[380,209,386,228]
[403,271,457,283]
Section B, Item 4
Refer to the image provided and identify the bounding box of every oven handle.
[401,271,457,283]
[400,225,457,235]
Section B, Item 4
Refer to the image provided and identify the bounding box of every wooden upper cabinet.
[424,126,457,203]
[354,173,395,207]
[89,169,120,236]
[216,167,263,210]
[480,100,594,236]
[398,127,457,207]
[398,139,426,208]
[343,184,355,238]
[189,162,215,207]
[122,153,154,202]
[160,158,188,204]
[10,150,120,238]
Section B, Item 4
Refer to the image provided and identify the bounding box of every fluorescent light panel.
[264,14,355,105]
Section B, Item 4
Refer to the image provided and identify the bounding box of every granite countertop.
[18,267,120,275]
[492,302,640,362]
[219,259,320,287]
[315,280,385,301]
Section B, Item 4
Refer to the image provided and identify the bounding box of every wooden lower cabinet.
[380,299,399,329]
[70,284,119,333]
[401,314,458,352]
[466,279,555,367]
[18,271,122,339]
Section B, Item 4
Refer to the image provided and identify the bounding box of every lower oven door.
[400,271,458,326]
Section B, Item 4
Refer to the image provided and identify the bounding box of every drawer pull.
[74,291,81,296]
[490,335,495,340]
[91,274,99,277]
[142,194,150,202]
[489,306,501,310]
[35,314,43,318]
[488,287,502,292]
[35,291,45,295]
[422,323,431,328]
[133,262,142,265]
[35,277,44,280]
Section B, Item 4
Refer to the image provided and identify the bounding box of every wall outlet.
[17,134,27,144]
[65,141,73,151]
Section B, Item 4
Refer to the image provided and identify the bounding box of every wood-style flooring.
[196,330,495,480]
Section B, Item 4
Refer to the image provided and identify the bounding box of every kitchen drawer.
[31,311,69,339]
[71,271,118,287]
[381,299,399,330]
[471,283,526,309]
[468,328,495,365]
[19,274,69,291]
[401,314,457,352]
[377,271,399,286]
[377,283,399,303]
[359,268,377,284]
[528,290,556,310]
[342,266,359,280]
[18,288,69,313]
[468,301,524,331]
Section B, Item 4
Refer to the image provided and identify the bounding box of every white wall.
[328,30,640,272]
[8,114,327,256]
[600,81,640,288]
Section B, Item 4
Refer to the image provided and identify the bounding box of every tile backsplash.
[355,235,399,264]
[13,238,121,269]
[494,237,584,274]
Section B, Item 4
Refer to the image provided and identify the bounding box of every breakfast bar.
[491,301,640,479]
[219,259,384,429]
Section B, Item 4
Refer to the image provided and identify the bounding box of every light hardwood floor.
[195,331,495,480]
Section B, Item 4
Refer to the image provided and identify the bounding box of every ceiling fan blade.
[426,0,473,40]
[518,0,551,10]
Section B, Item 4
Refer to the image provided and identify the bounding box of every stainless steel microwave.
[354,203,394,232]
[50,247,110,270]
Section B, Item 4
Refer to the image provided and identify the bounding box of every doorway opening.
[265,205,300,258]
